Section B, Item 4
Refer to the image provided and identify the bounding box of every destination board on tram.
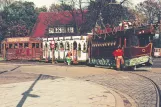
[7,37,30,42]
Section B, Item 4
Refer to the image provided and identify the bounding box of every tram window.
[24,43,29,48]
[78,43,81,51]
[60,42,64,49]
[9,44,12,48]
[139,36,149,47]
[9,44,13,48]
[71,43,73,50]
[36,43,39,48]
[14,44,18,48]
[66,42,70,50]
[130,36,139,47]
[55,43,58,50]
[19,43,23,48]
[32,43,35,48]
[83,43,86,51]
[73,42,77,50]
[41,43,43,48]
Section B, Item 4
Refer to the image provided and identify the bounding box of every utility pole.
[158,10,161,48]
[51,40,55,64]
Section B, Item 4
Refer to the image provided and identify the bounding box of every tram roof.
[2,37,42,43]
[92,25,155,37]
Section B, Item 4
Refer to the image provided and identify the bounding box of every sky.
[21,0,145,8]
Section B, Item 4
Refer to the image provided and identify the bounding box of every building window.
[48,26,74,34]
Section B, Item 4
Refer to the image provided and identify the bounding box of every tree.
[35,6,47,13]
[135,0,161,24]
[85,0,134,32]
[0,0,14,11]
[49,4,63,12]
[1,1,38,37]
[60,0,87,34]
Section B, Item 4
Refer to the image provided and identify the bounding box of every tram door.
[73,41,77,63]
[54,42,59,60]
[1,43,5,59]
[64,41,70,60]
[32,43,36,59]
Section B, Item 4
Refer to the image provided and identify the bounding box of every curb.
[112,89,138,107]
[109,90,125,107]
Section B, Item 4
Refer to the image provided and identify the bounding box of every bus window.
[19,43,23,48]
[32,43,35,48]
[9,44,13,48]
[14,44,18,48]
[36,43,39,48]
[24,43,29,48]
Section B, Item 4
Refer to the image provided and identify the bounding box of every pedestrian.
[113,46,124,70]
[66,51,72,65]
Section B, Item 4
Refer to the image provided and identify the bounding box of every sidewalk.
[0,77,124,107]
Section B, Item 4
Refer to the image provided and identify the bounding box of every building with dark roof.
[31,10,87,38]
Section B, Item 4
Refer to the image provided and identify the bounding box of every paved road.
[0,59,161,107]
[152,58,161,68]
[0,65,125,107]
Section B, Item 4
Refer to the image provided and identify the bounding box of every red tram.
[88,23,154,69]
[1,37,43,60]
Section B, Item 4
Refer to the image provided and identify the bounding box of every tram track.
[128,72,161,107]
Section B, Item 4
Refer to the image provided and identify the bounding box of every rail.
[128,72,161,107]
[0,66,20,74]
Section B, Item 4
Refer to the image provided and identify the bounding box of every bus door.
[73,41,78,63]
